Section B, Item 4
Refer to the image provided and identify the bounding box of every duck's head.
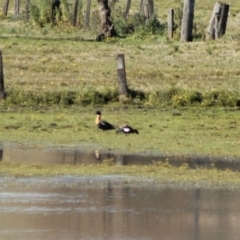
[95,111,101,125]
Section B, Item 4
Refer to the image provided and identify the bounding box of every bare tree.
[96,0,118,41]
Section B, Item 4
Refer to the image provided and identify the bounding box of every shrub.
[30,0,72,27]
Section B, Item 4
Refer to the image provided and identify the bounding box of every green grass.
[1,160,240,189]
[1,106,240,158]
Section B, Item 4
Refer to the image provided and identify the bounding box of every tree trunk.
[72,0,79,26]
[14,0,20,16]
[2,0,9,17]
[96,0,117,40]
[207,2,229,39]
[123,0,131,20]
[181,0,195,42]
[140,0,154,19]
[84,0,91,30]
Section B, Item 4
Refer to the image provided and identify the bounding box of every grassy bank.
[1,106,240,158]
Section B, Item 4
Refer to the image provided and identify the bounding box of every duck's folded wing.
[122,126,131,132]
[101,121,114,128]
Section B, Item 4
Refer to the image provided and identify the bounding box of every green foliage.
[30,0,52,27]
[4,88,240,108]
[171,7,183,40]
[203,91,239,107]
[29,0,72,27]
[107,7,167,38]
[130,14,167,39]
[59,0,72,24]
[5,88,119,106]
[193,21,207,41]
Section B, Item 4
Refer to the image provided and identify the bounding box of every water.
[1,147,240,239]
[1,147,240,171]
[0,182,240,240]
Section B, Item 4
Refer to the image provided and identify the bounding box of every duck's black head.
[95,111,101,115]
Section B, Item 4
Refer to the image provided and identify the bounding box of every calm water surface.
[1,147,240,239]
[0,183,240,240]
[1,147,240,170]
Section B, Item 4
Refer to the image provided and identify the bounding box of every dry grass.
[1,38,240,95]
[0,0,239,96]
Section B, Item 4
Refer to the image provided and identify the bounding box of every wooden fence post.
[72,0,79,26]
[117,54,128,98]
[168,9,174,39]
[181,0,195,42]
[2,0,9,17]
[218,3,229,37]
[84,0,91,30]
[123,0,131,20]
[207,2,229,39]
[214,14,219,39]
[0,51,5,100]
[14,0,20,16]
[0,149,3,161]
[25,0,30,22]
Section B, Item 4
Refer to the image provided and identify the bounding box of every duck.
[95,111,115,131]
[116,125,139,135]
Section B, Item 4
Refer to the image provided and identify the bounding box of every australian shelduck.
[95,111,115,131]
[116,125,139,135]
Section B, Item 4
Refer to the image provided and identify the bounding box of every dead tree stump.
[207,2,229,39]
[96,0,117,40]
[181,0,195,42]
[117,54,128,99]
[0,51,5,100]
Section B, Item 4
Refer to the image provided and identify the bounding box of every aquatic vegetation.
[1,160,240,189]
